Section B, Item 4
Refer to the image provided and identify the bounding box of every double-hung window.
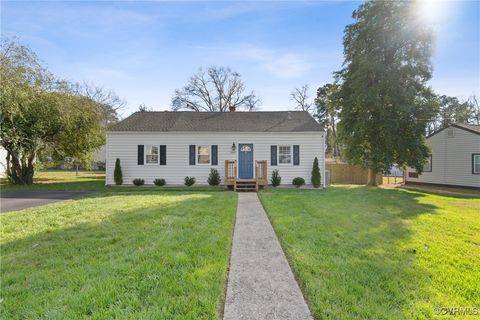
[278,146,292,164]
[198,145,210,164]
[473,154,480,174]
[145,145,159,164]
[423,155,432,172]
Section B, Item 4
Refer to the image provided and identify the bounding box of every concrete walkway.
[223,193,312,320]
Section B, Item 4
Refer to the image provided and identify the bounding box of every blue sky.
[2,1,479,117]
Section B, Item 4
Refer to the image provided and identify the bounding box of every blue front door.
[238,143,254,179]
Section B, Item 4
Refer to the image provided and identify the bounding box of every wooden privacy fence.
[326,163,382,185]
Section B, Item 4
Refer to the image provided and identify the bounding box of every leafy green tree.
[114,158,123,185]
[1,38,106,184]
[1,38,59,184]
[53,93,105,174]
[311,157,321,188]
[336,1,437,185]
[427,95,477,134]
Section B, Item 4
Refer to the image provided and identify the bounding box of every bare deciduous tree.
[67,82,126,126]
[290,85,313,112]
[138,104,153,112]
[172,66,260,112]
[469,95,480,125]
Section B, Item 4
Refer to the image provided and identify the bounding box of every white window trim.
[196,145,211,165]
[145,144,159,165]
[473,154,480,174]
[278,145,293,166]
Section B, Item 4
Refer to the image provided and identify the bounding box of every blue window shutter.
[160,145,166,165]
[137,145,144,165]
[271,145,277,166]
[189,145,196,165]
[293,145,300,165]
[211,145,218,165]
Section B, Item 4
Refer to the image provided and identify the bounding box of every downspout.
[323,132,326,188]
[105,132,109,186]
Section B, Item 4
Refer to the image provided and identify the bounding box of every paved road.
[0,191,92,213]
[223,193,312,320]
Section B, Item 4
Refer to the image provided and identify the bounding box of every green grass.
[0,170,224,193]
[1,191,237,319]
[258,186,480,319]
[0,170,106,192]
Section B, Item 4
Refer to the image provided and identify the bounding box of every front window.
[279,146,291,164]
[423,155,432,172]
[146,145,158,164]
[198,146,210,164]
[473,154,480,174]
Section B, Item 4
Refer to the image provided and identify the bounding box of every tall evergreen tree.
[311,157,321,188]
[114,158,123,185]
[336,1,437,185]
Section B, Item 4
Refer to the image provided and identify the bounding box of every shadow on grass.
[397,185,480,199]
[1,192,235,319]
[259,186,444,319]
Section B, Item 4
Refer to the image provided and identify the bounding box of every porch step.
[235,180,257,192]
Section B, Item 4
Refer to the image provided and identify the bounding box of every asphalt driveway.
[0,191,92,213]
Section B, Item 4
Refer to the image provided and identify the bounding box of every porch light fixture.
[231,143,236,152]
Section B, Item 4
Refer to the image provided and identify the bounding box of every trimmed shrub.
[207,168,221,186]
[292,177,305,188]
[133,178,144,186]
[154,178,166,186]
[184,176,196,187]
[114,158,123,185]
[271,169,281,187]
[311,157,321,188]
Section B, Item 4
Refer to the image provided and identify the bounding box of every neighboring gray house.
[405,123,480,188]
[106,110,325,190]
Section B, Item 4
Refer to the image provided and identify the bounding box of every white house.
[0,147,7,177]
[405,123,480,188]
[106,110,325,189]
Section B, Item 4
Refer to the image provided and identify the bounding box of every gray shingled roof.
[427,123,480,138]
[453,123,480,135]
[108,111,322,132]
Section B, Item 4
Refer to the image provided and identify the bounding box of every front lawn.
[259,187,480,319]
[0,170,106,192]
[0,170,224,193]
[1,191,237,319]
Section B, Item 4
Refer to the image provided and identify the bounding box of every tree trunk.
[76,164,79,176]
[366,168,378,186]
[5,149,35,185]
[331,115,341,158]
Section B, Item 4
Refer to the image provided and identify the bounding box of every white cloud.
[262,53,309,79]
[234,46,310,79]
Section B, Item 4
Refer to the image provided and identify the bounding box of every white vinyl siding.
[106,131,325,186]
[406,126,480,188]
[473,154,480,174]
